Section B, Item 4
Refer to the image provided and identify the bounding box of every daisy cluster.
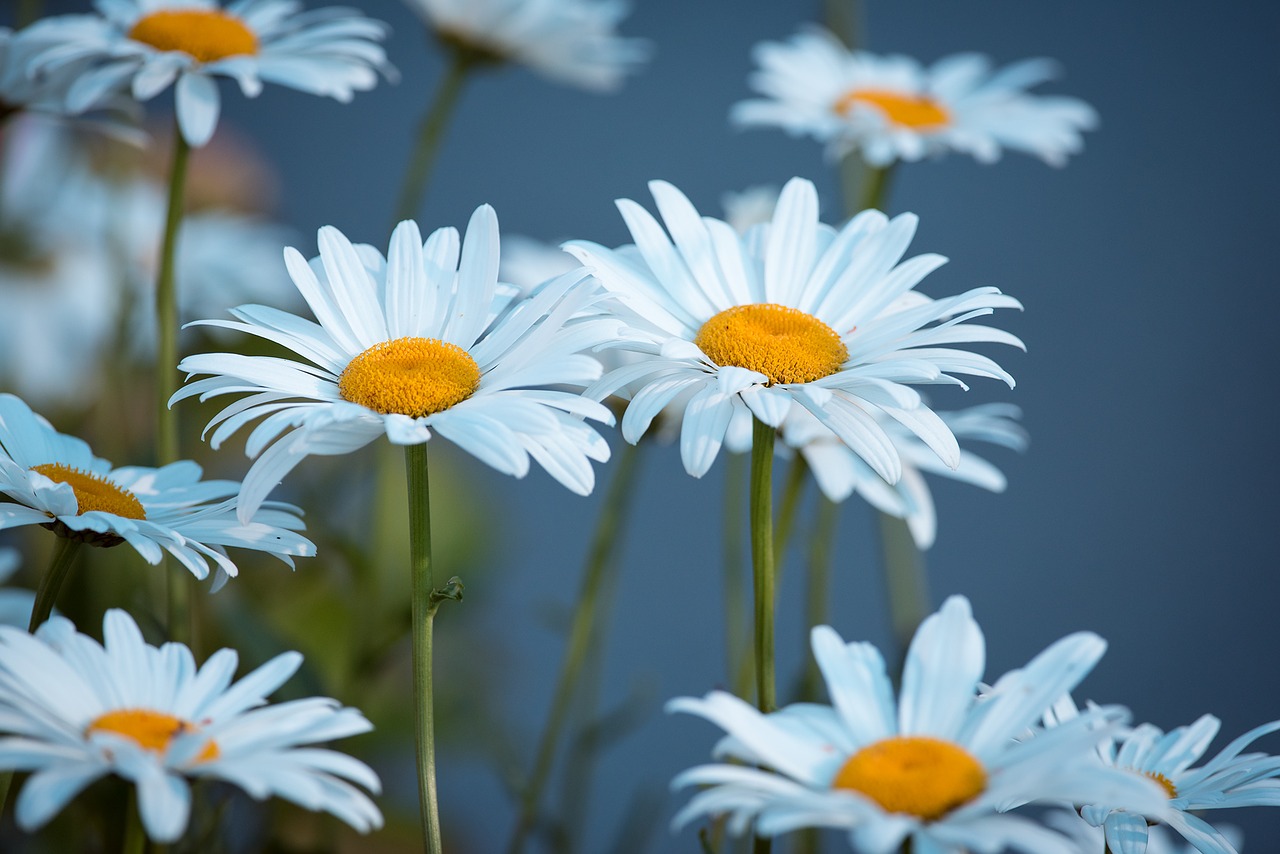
[0,1,1273,853]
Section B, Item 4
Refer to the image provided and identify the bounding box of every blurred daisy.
[1046,809,1243,854]
[668,596,1169,853]
[0,394,313,585]
[20,0,392,146]
[174,207,620,521]
[1050,696,1280,854]
[565,176,1023,479]
[405,0,648,92]
[732,28,1098,167]
[721,184,780,234]
[0,608,381,842]
[785,403,1027,548]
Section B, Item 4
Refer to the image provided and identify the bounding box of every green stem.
[16,0,42,28]
[773,454,808,569]
[123,789,146,854]
[723,452,749,698]
[156,124,190,467]
[29,537,81,632]
[799,497,839,702]
[823,0,862,47]
[749,418,777,716]
[879,513,928,673]
[393,51,472,224]
[505,441,643,854]
[857,163,896,213]
[406,443,461,854]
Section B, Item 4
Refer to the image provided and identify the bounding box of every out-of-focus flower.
[175,210,620,520]
[565,177,1022,479]
[0,393,313,586]
[669,596,1169,853]
[733,28,1097,167]
[784,403,1027,548]
[721,184,780,234]
[404,0,648,91]
[20,0,393,146]
[0,608,382,842]
[1050,696,1280,854]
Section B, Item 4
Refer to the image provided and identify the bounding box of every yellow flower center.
[31,464,146,520]
[832,736,987,821]
[338,337,482,417]
[127,9,258,63]
[693,303,849,385]
[1145,771,1178,799]
[87,709,220,763]
[835,88,951,129]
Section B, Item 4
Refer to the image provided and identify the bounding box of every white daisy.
[404,0,648,92]
[173,207,620,521]
[732,27,1098,167]
[668,596,1170,853]
[19,0,393,147]
[0,393,314,585]
[564,176,1023,479]
[0,608,381,842]
[1050,696,1280,854]
[785,403,1027,549]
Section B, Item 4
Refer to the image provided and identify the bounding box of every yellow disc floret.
[1145,771,1179,799]
[835,89,951,129]
[87,709,220,763]
[694,303,849,385]
[128,9,258,63]
[339,337,482,417]
[31,464,146,520]
[832,735,987,821]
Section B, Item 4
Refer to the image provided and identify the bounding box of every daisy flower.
[0,608,381,842]
[564,176,1023,479]
[0,393,314,585]
[173,207,619,521]
[404,0,648,92]
[732,27,1098,167]
[785,403,1027,548]
[668,596,1170,853]
[19,0,393,146]
[1050,697,1280,854]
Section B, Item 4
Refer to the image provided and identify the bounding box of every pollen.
[1145,771,1179,799]
[31,464,146,520]
[87,708,220,763]
[832,735,987,821]
[128,9,258,63]
[693,303,849,385]
[339,337,482,418]
[835,88,951,129]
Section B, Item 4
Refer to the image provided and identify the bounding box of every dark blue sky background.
[63,0,1280,849]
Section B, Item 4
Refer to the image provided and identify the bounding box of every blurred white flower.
[0,608,382,842]
[405,0,648,91]
[733,28,1098,167]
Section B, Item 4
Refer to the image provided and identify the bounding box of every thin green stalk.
[749,418,777,716]
[879,513,928,672]
[393,51,472,224]
[123,790,146,854]
[505,441,643,854]
[16,0,43,28]
[406,442,444,854]
[155,124,190,467]
[29,537,82,632]
[723,452,749,698]
[799,496,839,702]
[857,163,896,214]
[773,454,809,569]
[823,0,862,47]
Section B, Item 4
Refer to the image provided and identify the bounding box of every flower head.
[565,176,1023,479]
[0,608,381,842]
[405,0,648,91]
[174,207,619,521]
[0,394,313,586]
[1049,696,1280,854]
[668,596,1169,853]
[732,28,1097,167]
[20,0,392,146]
[785,403,1027,548]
